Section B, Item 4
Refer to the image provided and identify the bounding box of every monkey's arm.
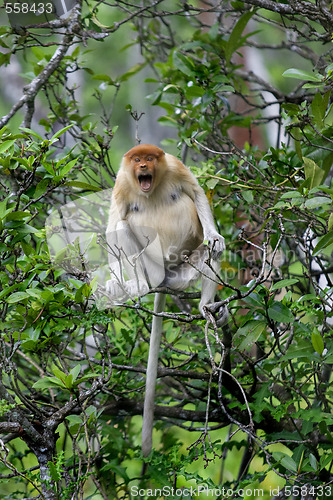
[193,186,225,258]
[178,166,225,258]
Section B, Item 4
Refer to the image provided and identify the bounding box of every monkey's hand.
[204,232,225,259]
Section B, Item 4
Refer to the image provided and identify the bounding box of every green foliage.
[0,399,16,417]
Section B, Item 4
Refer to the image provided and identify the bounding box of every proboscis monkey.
[106,144,227,457]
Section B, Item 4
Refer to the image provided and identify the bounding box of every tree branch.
[245,0,333,28]
[0,1,82,129]
[0,422,22,433]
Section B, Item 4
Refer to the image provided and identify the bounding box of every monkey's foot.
[216,305,229,326]
[204,232,225,259]
[200,302,229,326]
[105,279,129,303]
[124,279,149,298]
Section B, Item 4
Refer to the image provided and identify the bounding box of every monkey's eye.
[134,157,141,162]
[147,156,154,162]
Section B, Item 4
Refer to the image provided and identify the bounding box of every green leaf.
[0,285,17,300]
[297,293,319,303]
[268,302,294,323]
[282,68,322,82]
[64,181,101,191]
[328,213,333,232]
[48,461,61,482]
[320,452,333,469]
[66,415,82,425]
[234,320,266,350]
[271,279,299,291]
[118,63,146,82]
[25,288,43,300]
[281,342,318,361]
[293,127,302,159]
[64,374,73,389]
[313,231,333,256]
[172,51,195,77]
[309,453,317,471]
[206,178,219,189]
[0,140,15,154]
[49,124,74,145]
[311,92,330,129]
[11,156,33,171]
[303,157,325,189]
[8,224,41,235]
[42,162,56,175]
[59,158,77,177]
[52,365,66,381]
[302,82,325,89]
[92,74,114,84]
[162,83,181,93]
[311,330,324,355]
[0,198,13,220]
[305,196,331,209]
[5,211,31,222]
[76,374,99,384]
[6,292,29,304]
[242,190,254,203]
[70,364,81,383]
[100,460,130,482]
[65,415,83,433]
[225,10,254,64]
[0,52,11,67]
[33,377,66,390]
[281,191,302,199]
[20,127,44,140]
[280,455,298,472]
[185,84,205,98]
[31,46,46,60]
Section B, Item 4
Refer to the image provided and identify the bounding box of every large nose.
[140,162,147,169]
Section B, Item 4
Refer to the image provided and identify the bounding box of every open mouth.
[138,174,153,192]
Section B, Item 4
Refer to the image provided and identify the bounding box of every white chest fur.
[127,190,203,264]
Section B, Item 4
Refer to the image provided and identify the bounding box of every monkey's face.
[131,154,158,193]
[124,145,166,195]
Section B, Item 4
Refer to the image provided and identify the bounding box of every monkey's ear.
[156,149,166,159]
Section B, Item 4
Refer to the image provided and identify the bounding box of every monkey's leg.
[106,221,161,299]
[200,258,229,326]
[162,244,207,291]
[163,245,229,325]
[105,221,130,300]
[123,224,165,298]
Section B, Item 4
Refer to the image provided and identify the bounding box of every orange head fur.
[123,144,166,194]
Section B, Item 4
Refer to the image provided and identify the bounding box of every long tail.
[141,292,166,457]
